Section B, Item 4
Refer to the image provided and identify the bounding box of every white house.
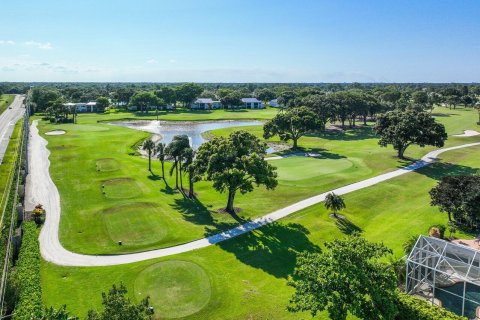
[269,99,280,108]
[191,98,222,110]
[242,98,264,109]
[63,102,98,112]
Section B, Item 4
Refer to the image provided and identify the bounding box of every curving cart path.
[25,120,480,266]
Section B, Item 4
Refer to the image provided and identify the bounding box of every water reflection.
[112,120,272,152]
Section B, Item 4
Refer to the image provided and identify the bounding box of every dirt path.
[26,120,480,266]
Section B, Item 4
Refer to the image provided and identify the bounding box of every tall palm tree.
[156,143,166,180]
[324,192,346,218]
[182,147,196,198]
[142,138,156,172]
[165,135,190,190]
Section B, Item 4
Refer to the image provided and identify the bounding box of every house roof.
[194,98,214,104]
[86,102,97,106]
[242,98,261,103]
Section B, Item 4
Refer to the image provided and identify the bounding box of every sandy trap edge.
[453,130,480,137]
[45,130,66,136]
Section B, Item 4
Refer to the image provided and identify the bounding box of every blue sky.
[0,0,479,82]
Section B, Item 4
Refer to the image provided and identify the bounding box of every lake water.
[112,120,270,151]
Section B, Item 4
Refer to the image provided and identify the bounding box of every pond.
[111,120,269,151]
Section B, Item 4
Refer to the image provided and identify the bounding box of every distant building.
[269,99,280,108]
[242,98,264,109]
[191,98,222,110]
[63,102,98,112]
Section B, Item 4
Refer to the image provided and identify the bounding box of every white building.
[191,98,222,110]
[242,98,264,109]
[63,102,98,112]
[269,99,280,108]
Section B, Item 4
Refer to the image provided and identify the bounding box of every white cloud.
[0,40,15,45]
[146,58,158,64]
[24,41,53,50]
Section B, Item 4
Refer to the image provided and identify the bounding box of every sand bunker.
[45,130,66,136]
[453,130,480,137]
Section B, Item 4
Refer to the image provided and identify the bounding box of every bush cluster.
[396,292,466,320]
[11,222,43,320]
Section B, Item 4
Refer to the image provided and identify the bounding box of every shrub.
[396,292,466,320]
[428,224,446,239]
[12,222,42,320]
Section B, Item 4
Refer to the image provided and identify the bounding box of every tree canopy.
[288,235,398,320]
[86,283,153,320]
[129,91,159,113]
[175,83,203,107]
[263,106,321,149]
[194,130,278,213]
[374,110,447,158]
[430,175,480,228]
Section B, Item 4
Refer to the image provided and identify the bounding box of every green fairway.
[103,203,170,246]
[134,260,212,318]
[41,144,480,319]
[35,105,480,255]
[0,94,14,115]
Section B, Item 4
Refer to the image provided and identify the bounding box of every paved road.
[25,120,480,266]
[0,95,25,164]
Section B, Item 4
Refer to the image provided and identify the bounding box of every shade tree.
[194,131,278,213]
[374,110,447,159]
[263,106,321,149]
[129,91,160,113]
[288,235,397,320]
[430,175,480,228]
[175,83,203,107]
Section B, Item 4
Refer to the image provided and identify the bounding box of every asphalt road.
[0,95,25,164]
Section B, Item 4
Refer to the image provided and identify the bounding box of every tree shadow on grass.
[274,147,346,160]
[431,112,459,117]
[171,198,216,227]
[416,162,479,181]
[204,221,320,279]
[305,126,378,141]
[335,217,363,235]
[148,174,162,181]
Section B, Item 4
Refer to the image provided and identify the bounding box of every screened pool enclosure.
[406,235,480,319]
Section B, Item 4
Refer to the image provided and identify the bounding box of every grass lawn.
[41,144,480,319]
[0,121,22,215]
[99,106,280,122]
[0,94,14,115]
[35,106,480,255]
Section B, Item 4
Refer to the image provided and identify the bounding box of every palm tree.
[324,192,345,218]
[156,143,166,180]
[165,135,190,190]
[182,147,196,198]
[142,138,156,172]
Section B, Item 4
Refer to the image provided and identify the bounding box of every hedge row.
[396,292,467,320]
[11,222,42,320]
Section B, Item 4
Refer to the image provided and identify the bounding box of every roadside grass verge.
[0,121,22,220]
[0,95,15,116]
